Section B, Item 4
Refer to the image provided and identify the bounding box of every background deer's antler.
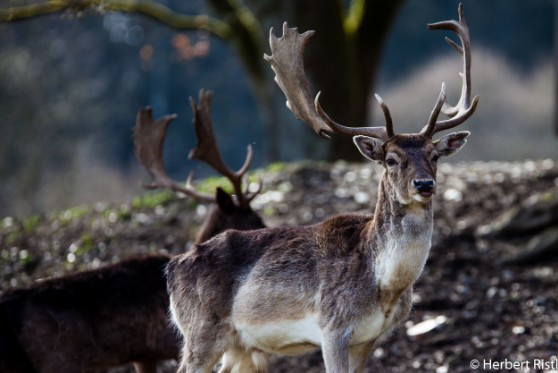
[133,90,261,206]
[421,3,480,137]
[134,107,214,202]
[188,89,260,207]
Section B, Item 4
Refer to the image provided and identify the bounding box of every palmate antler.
[265,4,478,142]
[188,90,260,207]
[133,90,260,207]
[263,26,332,140]
[133,108,215,202]
[264,23,394,142]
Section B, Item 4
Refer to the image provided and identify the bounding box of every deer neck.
[368,173,434,295]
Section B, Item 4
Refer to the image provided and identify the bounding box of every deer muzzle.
[413,179,436,197]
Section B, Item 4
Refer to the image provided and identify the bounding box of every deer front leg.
[348,341,376,373]
[321,329,352,373]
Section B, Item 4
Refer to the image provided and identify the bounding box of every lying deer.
[167,4,478,373]
[0,90,265,373]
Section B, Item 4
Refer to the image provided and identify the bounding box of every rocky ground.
[2,159,558,372]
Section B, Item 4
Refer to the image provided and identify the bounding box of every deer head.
[265,3,478,205]
[133,89,265,242]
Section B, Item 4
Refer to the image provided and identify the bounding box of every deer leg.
[177,348,222,373]
[175,313,228,373]
[321,329,351,373]
[176,336,223,373]
[348,341,376,373]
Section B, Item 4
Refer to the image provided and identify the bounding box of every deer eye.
[432,154,440,163]
[385,158,398,167]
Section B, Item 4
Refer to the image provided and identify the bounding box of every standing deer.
[167,4,478,373]
[0,90,265,373]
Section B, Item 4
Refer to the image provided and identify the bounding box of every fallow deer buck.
[167,4,478,373]
[0,90,264,373]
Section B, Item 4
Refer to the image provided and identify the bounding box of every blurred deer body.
[168,5,477,373]
[0,91,264,373]
[1,254,176,373]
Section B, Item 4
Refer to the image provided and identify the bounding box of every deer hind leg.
[174,312,229,373]
[176,338,223,373]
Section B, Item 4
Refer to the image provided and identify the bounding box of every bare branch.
[0,0,231,39]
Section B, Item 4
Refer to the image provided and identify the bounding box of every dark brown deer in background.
[134,90,263,244]
[167,4,478,373]
[0,90,265,373]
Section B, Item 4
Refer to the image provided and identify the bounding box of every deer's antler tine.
[188,90,226,171]
[314,92,391,141]
[236,145,253,178]
[421,3,479,137]
[245,176,263,203]
[428,96,479,134]
[444,36,463,55]
[264,22,333,139]
[421,82,447,136]
[374,94,394,138]
[188,89,255,207]
[183,171,215,203]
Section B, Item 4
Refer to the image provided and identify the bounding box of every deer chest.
[374,227,431,296]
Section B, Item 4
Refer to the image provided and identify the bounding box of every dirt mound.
[2,159,558,372]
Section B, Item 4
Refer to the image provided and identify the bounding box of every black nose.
[413,179,436,193]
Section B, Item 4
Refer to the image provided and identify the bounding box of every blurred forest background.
[0,0,556,217]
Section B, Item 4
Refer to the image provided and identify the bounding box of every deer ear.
[434,131,470,157]
[215,187,236,214]
[353,136,385,162]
